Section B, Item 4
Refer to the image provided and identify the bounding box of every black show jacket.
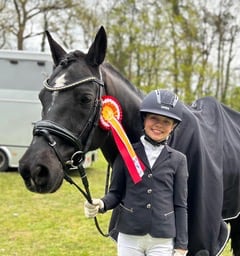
[102,141,189,249]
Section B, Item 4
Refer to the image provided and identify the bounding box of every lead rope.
[104,164,111,195]
[77,163,110,238]
[38,129,109,237]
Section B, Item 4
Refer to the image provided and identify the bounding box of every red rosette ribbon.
[99,95,145,184]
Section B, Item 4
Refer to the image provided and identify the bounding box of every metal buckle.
[70,151,85,167]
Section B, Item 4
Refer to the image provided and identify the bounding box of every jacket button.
[147,189,152,194]
[148,173,152,178]
[146,203,151,209]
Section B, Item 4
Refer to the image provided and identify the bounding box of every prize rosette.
[99,95,122,131]
[99,95,145,184]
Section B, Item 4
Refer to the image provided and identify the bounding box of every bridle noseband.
[33,72,109,237]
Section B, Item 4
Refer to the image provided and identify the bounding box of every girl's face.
[144,113,176,142]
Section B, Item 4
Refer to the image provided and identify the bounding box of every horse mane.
[57,51,145,101]
[102,62,145,98]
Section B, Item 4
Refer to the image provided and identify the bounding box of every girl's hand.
[174,249,188,256]
[84,199,104,218]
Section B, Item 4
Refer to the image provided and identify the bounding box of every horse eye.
[79,95,92,104]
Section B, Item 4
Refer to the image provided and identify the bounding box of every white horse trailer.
[0,50,97,171]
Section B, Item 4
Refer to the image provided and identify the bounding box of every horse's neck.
[106,69,143,139]
[122,114,143,142]
[100,136,118,166]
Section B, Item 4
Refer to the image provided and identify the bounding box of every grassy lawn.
[0,151,232,255]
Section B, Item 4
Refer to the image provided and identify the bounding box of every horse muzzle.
[19,145,65,193]
[19,163,64,193]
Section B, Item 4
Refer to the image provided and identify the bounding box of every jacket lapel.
[152,145,172,169]
[133,141,151,169]
[133,142,173,170]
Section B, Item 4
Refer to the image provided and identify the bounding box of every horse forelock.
[47,49,97,89]
[59,50,85,68]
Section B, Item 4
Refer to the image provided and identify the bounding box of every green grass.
[0,152,115,256]
[0,151,232,255]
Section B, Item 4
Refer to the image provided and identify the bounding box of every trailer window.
[0,58,52,90]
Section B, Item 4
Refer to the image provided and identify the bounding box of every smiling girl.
[84,89,188,256]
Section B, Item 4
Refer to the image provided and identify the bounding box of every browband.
[43,76,104,91]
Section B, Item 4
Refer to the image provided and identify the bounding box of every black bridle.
[35,75,103,164]
[33,73,109,237]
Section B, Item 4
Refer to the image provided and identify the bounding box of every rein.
[34,73,109,237]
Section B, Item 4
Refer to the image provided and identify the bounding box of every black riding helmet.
[140,89,183,124]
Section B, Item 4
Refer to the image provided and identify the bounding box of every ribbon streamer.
[100,96,145,184]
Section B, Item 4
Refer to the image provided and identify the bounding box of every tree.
[212,0,240,103]
[1,0,240,110]
[0,0,89,50]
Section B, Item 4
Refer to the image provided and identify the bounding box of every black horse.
[19,26,240,256]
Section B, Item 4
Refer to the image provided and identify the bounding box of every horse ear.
[45,30,66,66]
[86,26,107,66]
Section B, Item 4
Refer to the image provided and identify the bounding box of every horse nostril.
[34,165,49,186]
[36,165,48,177]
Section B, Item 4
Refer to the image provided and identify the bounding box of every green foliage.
[1,0,240,108]
[225,85,240,111]
[104,0,240,107]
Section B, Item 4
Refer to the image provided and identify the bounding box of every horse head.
[19,27,110,193]
[19,26,143,193]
